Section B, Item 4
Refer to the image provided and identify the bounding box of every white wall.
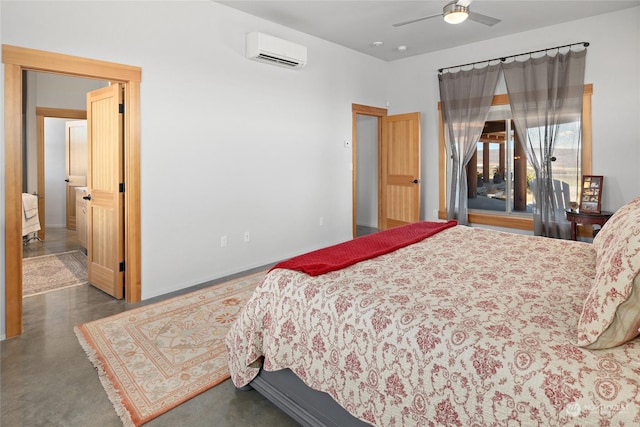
[387,6,640,219]
[0,0,390,316]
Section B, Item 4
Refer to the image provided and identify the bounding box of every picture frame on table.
[580,175,603,213]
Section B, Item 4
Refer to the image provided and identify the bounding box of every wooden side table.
[565,209,613,241]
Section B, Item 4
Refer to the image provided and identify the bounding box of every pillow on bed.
[576,196,640,349]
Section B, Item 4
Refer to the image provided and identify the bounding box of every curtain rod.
[438,41,589,73]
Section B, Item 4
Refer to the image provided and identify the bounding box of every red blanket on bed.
[272,220,457,276]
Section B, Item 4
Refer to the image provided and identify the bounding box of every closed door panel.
[381,112,421,229]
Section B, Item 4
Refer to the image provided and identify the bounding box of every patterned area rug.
[23,250,88,297]
[74,271,265,427]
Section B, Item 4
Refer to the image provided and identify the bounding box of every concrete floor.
[355,225,378,237]
[2,230,299,426]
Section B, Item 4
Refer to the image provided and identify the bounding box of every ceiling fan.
[393,0,501,28]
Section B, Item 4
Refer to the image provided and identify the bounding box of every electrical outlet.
[319,216,324,226]
[220,236,228,247]
[243,231,250,242]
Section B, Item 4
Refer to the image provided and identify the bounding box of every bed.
[226,196,640,426]
[22,192,41,237]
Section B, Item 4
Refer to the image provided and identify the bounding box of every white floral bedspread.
[226,226,640,426]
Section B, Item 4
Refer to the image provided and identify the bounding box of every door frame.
[36,107,88,240]
[351,103,387,238]
[3,44,142,338]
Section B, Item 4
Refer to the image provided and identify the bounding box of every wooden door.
[86,84,125,299]
[65,120,87,229]
[380,112,421,229]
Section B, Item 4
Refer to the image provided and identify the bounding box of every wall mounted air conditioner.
[246,32,307,70]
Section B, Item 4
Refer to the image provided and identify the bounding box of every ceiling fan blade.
[392,13,442,27]
[468,11,501,26]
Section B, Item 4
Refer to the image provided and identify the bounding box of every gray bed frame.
[239,368,372,426]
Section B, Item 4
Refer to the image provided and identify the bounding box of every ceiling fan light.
[444,11,469,24]
[443,3,469,24]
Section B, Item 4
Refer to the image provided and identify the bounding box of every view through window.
[438,85,592,231]
[466,105,581,215]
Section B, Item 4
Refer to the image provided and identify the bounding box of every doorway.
[3,44,142,338]
[34,107,89,241]
[351,104,387,237]
[22,114,86,261]
[22,107,92,284]
[351,103,422,238]
[355,114,379,237]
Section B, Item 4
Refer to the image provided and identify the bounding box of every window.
[438,85,593,230]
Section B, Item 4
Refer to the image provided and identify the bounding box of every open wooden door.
[380,112,421,229]
[65,120,87,230]
[86,84,125,299]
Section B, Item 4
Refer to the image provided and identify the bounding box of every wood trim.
[351,103,387,238]
[577,89,593,238]
[352,103,387,116]
[581,87,593,175]
[438,107,446,218]
[491,93,510,105]
[438,84,593,231]
[351,110,357,238]
[125,81,142,302]
[3,44,142,338]
[2,45,141,83]
[377,117,384,230]
[4,64,23,338]
[468,212,533,230]
[36,107,86,120]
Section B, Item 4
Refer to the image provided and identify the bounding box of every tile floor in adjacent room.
[2,229,299,426]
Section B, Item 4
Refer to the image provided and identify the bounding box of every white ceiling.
[218,1,640,61]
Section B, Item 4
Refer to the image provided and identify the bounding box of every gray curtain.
[439,64,500,225]
[502,49,586,238]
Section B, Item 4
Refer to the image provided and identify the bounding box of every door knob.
[64,179,70,182]
[411,179,420,184]
[83,194,92,201]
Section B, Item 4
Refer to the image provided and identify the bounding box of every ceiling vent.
[246,32,307,70]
